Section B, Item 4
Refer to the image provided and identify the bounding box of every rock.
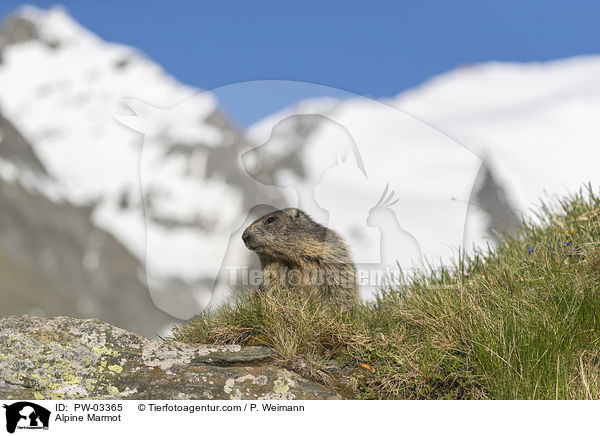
[0,315,340,400]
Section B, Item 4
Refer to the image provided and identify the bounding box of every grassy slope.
[174,186,600,399]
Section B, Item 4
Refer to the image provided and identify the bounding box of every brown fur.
[242,208,359,308]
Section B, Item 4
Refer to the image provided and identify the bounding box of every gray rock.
[0,14,40,46]
[0,315,341,400]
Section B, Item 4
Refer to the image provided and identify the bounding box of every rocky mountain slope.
[0,106,173,337]
[0,7,283,321]
[0,9,178,335]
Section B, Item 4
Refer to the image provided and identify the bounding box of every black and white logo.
[2,402,50,434]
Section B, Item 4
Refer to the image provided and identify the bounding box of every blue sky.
[1,1,599,126]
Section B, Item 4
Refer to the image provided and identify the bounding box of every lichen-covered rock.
[0,315,340,400]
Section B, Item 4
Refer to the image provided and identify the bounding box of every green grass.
[174,185,600,399]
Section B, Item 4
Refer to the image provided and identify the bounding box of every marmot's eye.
[265,216,277,224]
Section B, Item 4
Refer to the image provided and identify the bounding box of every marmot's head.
[242,208,326,261]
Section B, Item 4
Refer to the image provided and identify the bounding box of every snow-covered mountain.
[247,57,600,261]
[0,6,257,320]
[0,6,207,246]
[1,6,598,326]
[394,57,600,235]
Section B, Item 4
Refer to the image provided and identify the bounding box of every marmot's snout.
[241,227,254,249]
[242,225,261,251]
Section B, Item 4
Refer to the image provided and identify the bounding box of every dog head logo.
[3,402,50,434]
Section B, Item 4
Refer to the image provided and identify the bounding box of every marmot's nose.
[242,229,257,250]
[242,228,251,244]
